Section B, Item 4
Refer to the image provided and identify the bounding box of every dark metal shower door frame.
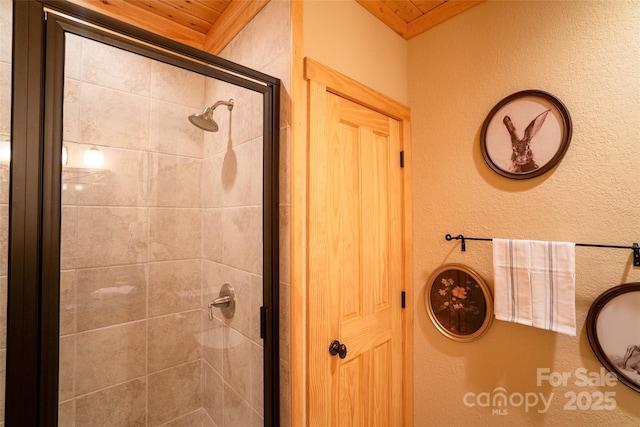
[7,1,280,425]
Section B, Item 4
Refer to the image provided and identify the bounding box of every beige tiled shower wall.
[200,68,266,426]
[217,1,293,425]
[0,0,11,425]
[60,33,206,426]
[59,31,266,426]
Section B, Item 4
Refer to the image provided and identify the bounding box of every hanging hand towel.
[493,239,533,326]
[530,240,576,336]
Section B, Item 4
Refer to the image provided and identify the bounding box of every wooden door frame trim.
[291,56,413,425]
[304,58,410,121]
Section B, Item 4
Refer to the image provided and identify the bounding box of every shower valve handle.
[208,283,236,320]
[210,295,231,307]
[208,296,230,320]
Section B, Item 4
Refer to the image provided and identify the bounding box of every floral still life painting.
[425,264,493,342]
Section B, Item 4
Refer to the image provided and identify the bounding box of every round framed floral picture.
[424,264,494,342]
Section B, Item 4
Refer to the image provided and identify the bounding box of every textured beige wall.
[409,1,640,425]
[303,0,408,104]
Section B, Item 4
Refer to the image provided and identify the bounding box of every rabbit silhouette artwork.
[623,344,640,375]
[502,109,550,173]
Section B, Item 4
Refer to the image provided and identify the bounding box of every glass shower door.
[59,32,266,426]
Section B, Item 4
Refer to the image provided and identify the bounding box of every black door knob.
[329,340,347,359]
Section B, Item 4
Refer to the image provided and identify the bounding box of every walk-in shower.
[6,3,280,425]
[188,99,235,132]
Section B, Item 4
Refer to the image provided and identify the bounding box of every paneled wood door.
[306,59,410,426]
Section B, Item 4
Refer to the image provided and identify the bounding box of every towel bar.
[444,234,640,267]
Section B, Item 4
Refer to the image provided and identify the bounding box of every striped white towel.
[493,239,576,336]
[530,240,576,336]
[493,239,533,326]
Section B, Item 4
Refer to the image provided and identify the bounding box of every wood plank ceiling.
[357,0,484,39]
[64,0,484,54]
[65,0,270,54]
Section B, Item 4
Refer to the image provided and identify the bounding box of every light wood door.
[307,82,405,426]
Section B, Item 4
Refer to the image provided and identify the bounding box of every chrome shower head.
[188,99,234,132]
[189,107,218,132]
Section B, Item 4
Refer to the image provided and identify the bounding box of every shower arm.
[209,99,234,112]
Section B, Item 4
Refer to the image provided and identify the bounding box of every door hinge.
[400,151,405,168]
[260,306,267,339]
[401,291,406,308]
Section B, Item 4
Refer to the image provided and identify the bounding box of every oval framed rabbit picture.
[480,90,572,179]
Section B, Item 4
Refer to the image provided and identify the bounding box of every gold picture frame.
[425,264,494,342]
